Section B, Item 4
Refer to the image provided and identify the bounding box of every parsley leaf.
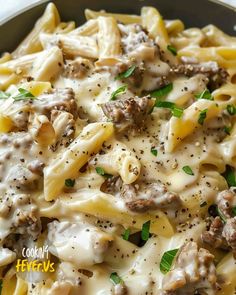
[110,272,123,285]
[222,165,236,187]
[110,85,127,100]
[232,207,236,216]
[226,104,236,116]
[160,249,179,274]
[155,100,183,118]
[224,126,232,135]
[198,109,208,125]
[13,88,35,101]
[195,89,213,100]
[0,91,10,99]
[151,83,173,98]
[122,228,130,241]
[217,206,227,223]
[182,165,194,176]
[167,45,177,56]
[151,148,158,156]
[141,220,150,241]
[65,178,75,187]
[95,167,113,178]
[116,65,136,80]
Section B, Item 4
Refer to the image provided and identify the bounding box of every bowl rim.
[0,0,235,26]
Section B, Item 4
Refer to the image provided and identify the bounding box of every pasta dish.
[1,3,236,294]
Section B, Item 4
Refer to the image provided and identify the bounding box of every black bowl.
[0,0,236,54]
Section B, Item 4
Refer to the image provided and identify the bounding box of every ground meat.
[33,88,78,119]
[162,242,217,295]
[201,217,225,249]
[102,177,182,213]
[202,188,236,255]
[217,189,236,218]
[101,97,154,132]
[222,217,236,255]
[170,61,228,90]
[27,160,45,176]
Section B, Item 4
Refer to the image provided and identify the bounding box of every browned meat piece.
[33,88,78,119]
[162,242,217,295]
[170,61,228,90]
[222,217,236,256]
[202,189,236,255]
[201,217,225,249]
[100,176,123,194]
[101,97,154,132]
[63,58,92,79]
[217,189,236,218]
[122,182,182,213]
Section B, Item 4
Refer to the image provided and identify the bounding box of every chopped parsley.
[224,126,232,135]
[182,165,194,176]
[116,65,136,80]
[110,272,123,285]
[13,88,35,101]
[232,207,236,216]
[226,104,236,116]
[65,178,75,187]
[160,249,179,274]
[198,109,208,125]
[151,83,173,98]
[122,228,130,241]
[167,45,177,56]
[195,89,213,100]
[155,100,183,118]
[0,91,10,99]
[95,167,113,178]
[110,84,127,100]
[222,165,236,187]
[151,148,158,156]
[141,220,150,241]
[217,206,226,223]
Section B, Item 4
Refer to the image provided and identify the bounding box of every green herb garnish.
[222,165,236,187]
[65,178,75,187]
[13,88,35,101]
[224,126,232,135]
[195,89,213,100]
[217,206,226,223]
[110,85,127,100]
[110,272,123,285]
[151,148,158,156]
[151,83,173,98]
[182,165,194,176]
[160,249,179,274]
[95,167,113,178]
[141,220,150,241]
[0,91,10,99]
[155,100,183,118]
[226,104,236,116]
[198,109,208,125]
[116,65,136,80]
[167,45,177,56]
[232,207,236,216]
[0,279,2,294]
[122,228,130,241]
